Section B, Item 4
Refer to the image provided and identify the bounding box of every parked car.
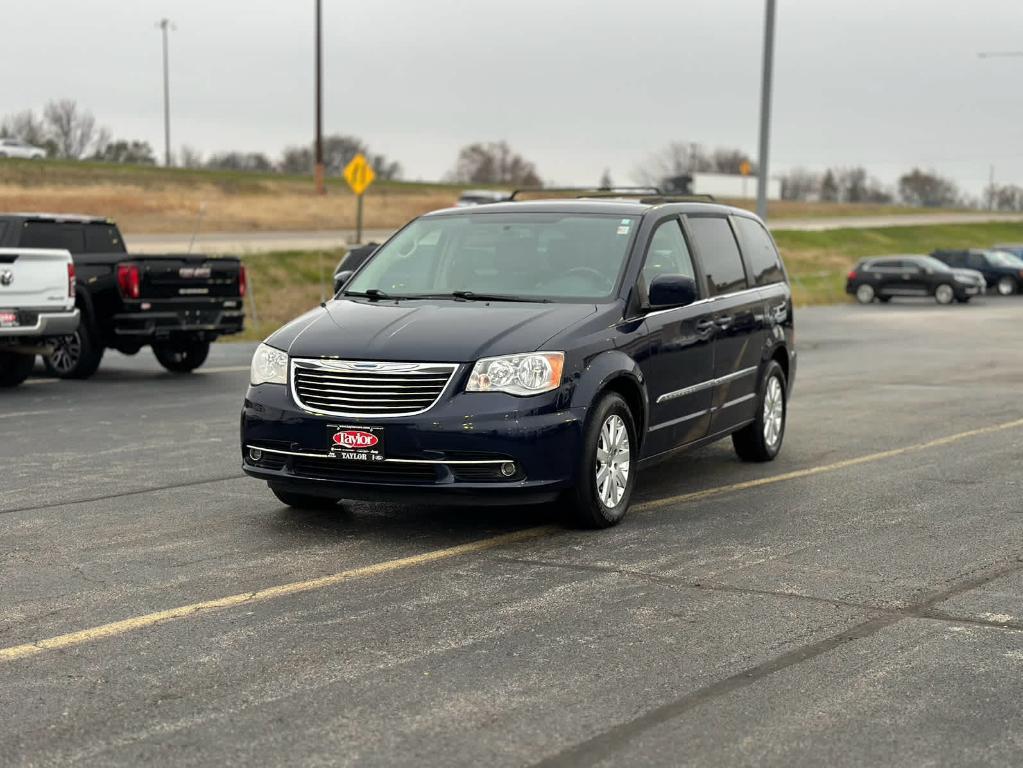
[332,242,380,293]
[0,138,46,160]
[846,255,981,305]
[242,198,796,528]
[0,214,246,377]
[454,190,511,207]
[932,249,1023,296]
[0,247,79,387]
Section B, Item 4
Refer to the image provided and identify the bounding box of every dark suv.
[846,254,982,305]
[241,197,796,528]
[932,249,1023,296]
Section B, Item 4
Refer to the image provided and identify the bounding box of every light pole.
[756,0,776,220]
[977,52,1023,209]
[157,18,174,167]
[314,0,325,194]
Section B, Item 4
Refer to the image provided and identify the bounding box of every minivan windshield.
[345,213,637,302]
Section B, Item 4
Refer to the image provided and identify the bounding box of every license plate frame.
[0,310,18,328]
[328,425,386,462]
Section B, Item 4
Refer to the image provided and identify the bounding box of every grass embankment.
[0,158,971,233]
[237,221,1023,342]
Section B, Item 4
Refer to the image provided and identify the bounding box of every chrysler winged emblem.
[0,270,13,287]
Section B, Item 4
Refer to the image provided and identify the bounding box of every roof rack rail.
[508,186,663,200]
[582,192,718,204]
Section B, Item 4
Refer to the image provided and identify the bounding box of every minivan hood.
[269,298,599,362]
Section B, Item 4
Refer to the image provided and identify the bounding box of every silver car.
[0,138,45,159]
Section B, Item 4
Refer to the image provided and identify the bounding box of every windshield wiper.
[441,290,550,303]
[343,288,394,301]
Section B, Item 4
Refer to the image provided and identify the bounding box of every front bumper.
[241,382,586,505]
[0,308,79,338]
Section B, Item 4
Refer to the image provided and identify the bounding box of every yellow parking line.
[2,416,1021,664]
[633,416,1023,513]
[0,527,556,663]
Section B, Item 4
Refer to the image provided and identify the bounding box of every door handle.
[695,319,716,333]
[714,315,734,329]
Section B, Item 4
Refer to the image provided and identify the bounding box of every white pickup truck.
[0,247,80,387]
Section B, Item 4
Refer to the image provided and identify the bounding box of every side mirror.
[333,269,354,295]
[647,274,698,310]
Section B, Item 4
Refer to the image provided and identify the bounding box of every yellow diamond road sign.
[343,153,376,195]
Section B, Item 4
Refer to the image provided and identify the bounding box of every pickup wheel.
[269,486,340,510]
[44,324,104,379]
[153,340,210,373]
[0,352,35,388]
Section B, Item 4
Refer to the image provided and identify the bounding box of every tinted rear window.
[84,223,125,253]
[687,216,748,296]
[20,222,85,252]
[733,216,784,286]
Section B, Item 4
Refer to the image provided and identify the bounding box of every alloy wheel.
[935,284,954,305]
[48,332,81,375]
[997,277,1016,296]
[763,375,784,449]
[595,414,630,509]
[855,284,875,304]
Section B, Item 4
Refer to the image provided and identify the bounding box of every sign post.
[343,153,376,243]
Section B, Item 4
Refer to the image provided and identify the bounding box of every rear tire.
[565,392,637,529]
[855,284,875,304]
[0,351,35,387]
[732,361,787,463]
[153,339,210,373]
[934,283,955,305]
[44,323,104,379]
[269,486,341,510]
[997,276,1017,296]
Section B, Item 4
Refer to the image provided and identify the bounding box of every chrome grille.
[290,359,458,417]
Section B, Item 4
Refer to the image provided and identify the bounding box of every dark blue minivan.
[241,197,796,527]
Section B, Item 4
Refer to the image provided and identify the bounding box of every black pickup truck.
[0,214,245,377]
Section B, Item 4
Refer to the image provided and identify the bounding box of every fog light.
[500,461,516,477]
[248,447,263,462]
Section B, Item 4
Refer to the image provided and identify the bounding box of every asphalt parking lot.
[2,299,1022,766]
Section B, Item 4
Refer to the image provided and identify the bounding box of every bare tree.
[205,151,274,172]
[632,142,714,187]
[92,140,156,165]
[599,168,613,188]
[0,110,50,148]
[898,168,960,208]
[711,148,755,175]
[449,141,541,186]
[779,168,821,200]
[43,99,108,159]
[179,145,204,169]
[279,145,313,175]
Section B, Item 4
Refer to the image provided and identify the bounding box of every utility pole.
[977,52,1023,212]
[157,18,174,167]
[314,0,325,194]
[756,0,776,220]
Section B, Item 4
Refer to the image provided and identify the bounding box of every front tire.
[44,324,104,379]
[269,486,341,510]
[565,392,637,529]
[732,361,787,462]
[855,284,875,304]
[0,351,35,387]
[996,276,1017,296]
[153,339,210,373]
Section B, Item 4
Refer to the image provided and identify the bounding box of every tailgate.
[0,248,73,310]
[137,255,241,299]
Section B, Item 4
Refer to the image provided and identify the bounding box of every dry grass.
[0,158,973,234]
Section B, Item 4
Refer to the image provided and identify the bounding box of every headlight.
[250,343,288,385]
[466,352,564,396]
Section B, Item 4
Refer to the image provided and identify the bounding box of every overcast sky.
[8,0,1023,195]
